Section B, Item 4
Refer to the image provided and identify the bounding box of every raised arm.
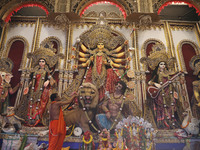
[57,94,77,106]
[102,100,109,113]
[80,43,88,53]
[110,40,128,54]
[9,83,20,94]
[78,59,91,67]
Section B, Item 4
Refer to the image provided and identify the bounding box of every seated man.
[96,81,127,130]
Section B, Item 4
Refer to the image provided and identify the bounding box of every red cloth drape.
[182,43,196,101]
[8,40,24,106]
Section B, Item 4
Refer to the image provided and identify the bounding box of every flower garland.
[101,137,108,141]
[82,135,93,144]
[115,128,123,149]
[5,3,49,22]
[80,1,127,19]
[157,1,200,16]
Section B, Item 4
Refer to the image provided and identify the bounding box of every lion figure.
[1,107,21,133]
[63,82,99,132]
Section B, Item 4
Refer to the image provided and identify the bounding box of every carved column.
[178,74,191,110]
[133,29,139,71]
[135,71,142,110]
[138,0,152,13]
[14,69,30,108]
[31,18,41,54]
[66,0,71,12]
[141,71,147,102]
[195,22,200,47]
[0,23,8,57]
[58,70,64,96]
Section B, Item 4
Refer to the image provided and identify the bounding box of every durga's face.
[97,43,104,50]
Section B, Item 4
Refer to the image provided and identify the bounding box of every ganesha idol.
[0,58,20,116]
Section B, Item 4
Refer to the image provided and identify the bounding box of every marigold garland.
[101,137,108,141]
[82,135,93,144]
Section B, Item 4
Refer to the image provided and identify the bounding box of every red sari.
[85,55,119,101]
[27,72,50,126]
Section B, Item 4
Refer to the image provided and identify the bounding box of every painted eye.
[81,91,85,93]
[91,91,95,94]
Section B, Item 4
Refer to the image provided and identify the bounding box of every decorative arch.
[140,38,166,72]
[5,36,29,69]
[72,0,133,19]
[157,0,200,16]
[177,40,199,101]
[177,40,199,73]
[141,38,166,57]
[4,36,29,106]
[40,36,63,54]
[1,1,53,23]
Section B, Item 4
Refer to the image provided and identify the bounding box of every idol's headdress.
[140,43,176,70]
[190,54,200,75]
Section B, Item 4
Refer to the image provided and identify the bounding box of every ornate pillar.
[176,74,191,110]
[134,71,142,110]
[141,71,147,102]
[195,22,200,47]
[66,0,71,12]
[137,0,141,12]
[133,29,139,71]
[137,0,152,13]
[14,69,30,108]
[58,70,64,96]
[0,23,9,57]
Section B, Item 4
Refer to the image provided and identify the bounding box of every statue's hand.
[44,80,50,87]
[173,92,178,99]
[23,87,29,95]
[197,102,200,107]
[90,56,94,61]
[154,83,161,88]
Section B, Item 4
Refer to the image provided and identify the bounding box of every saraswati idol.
[140,43,183,129]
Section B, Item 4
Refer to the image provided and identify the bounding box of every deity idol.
[15,46,64,126]
[72,39,129,100]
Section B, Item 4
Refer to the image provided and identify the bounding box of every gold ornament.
[127,81,135,89]
[140,43,176,70]
[79,24,125,50]
[127,70,135,78]
[28,46,64,68]
[0,58,13,74]
[189,54,200,75]
[82,135,93,144]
